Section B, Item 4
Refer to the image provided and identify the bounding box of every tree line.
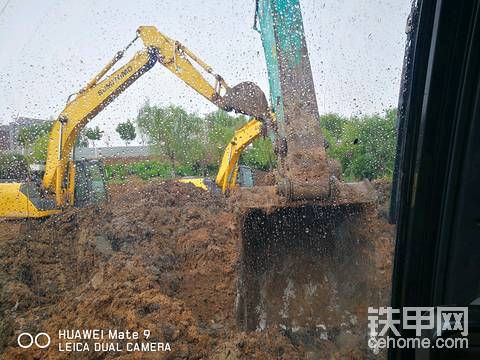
[4,103,397,182]
[134,103,397,181]
[135,103,275,176]
[14,119,138,163]
[321,108,397,180]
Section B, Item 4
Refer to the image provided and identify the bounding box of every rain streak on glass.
[0,1,409,358]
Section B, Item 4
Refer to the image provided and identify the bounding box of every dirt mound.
[0,180,307,359]
[0,179,395,359]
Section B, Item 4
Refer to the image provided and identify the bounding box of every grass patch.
[105,160,200,182]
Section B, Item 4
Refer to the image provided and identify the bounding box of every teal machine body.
[254,0,329,199]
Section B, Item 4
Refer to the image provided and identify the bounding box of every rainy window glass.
[0,1,411,358]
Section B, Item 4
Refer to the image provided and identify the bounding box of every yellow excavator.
[179,117,264,193]
[0,26,270,219]
[214,119,264,193]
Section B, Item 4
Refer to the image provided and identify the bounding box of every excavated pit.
[236,204,376,349]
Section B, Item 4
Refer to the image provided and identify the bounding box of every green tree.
[76,130,89,148]
[327,109,397,180]
[136,104,276,174]
[242,137,275,170]
[136,103,206,170]
[84,126,104,147]
[116,121,137,145]
[16,122,52,149]
[320,113,348,148]
[204,110,246,164]
[30,132,50,162]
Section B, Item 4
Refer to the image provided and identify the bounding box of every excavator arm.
[215,119,264,193]
[43,26,269,206]
[43,49,155,202]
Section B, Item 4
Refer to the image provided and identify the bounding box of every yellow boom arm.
[215,119,264,193]
[43,26,254,206]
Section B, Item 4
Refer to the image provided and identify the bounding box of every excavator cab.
[0,159,107,218]
[72,160,108,207]
[236,165,254,188]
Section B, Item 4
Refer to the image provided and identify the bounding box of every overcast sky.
[0,0,410,146]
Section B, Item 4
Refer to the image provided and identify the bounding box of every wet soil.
[0,178,395,359]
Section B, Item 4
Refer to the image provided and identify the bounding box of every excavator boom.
[43,50,156,201]
[215,119,264,193]
[234,0,377,332]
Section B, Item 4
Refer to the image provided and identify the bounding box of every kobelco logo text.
[17,332,51,349]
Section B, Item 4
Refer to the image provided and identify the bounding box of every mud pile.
[0,181,303,359]
[0,178,395,359]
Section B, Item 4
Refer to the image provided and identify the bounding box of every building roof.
[13,117,49,126]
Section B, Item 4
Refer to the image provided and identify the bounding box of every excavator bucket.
[222,81,270,120]
[233,0,379,352]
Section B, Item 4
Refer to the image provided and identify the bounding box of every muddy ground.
[0,178,395,359]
